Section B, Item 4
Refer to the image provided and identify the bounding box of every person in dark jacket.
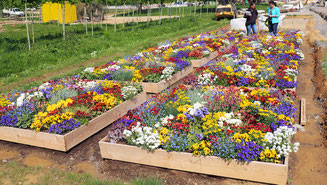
[244,3,258,36]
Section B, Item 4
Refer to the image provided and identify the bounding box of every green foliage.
[144,73,161,83]
[185,89,203,105]
[48,87,79,105]
[112,69,134,81]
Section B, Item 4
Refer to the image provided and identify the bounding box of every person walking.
[244,3,258,36]
[267,0,280,36]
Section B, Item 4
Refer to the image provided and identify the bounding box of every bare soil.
[284,16,327,185]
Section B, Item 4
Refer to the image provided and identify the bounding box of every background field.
[0,15,228,93]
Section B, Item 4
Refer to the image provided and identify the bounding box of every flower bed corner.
[142,65,193,94]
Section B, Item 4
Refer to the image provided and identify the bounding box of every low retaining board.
[0,92,147,152]
[142,65,193,94]
[191,51,219,68]
[99,137,288,185]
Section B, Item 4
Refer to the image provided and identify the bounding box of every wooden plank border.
[0,92,147,152]
[99,137,288,185]
[191,51,219,68]
[300,98,306,126]
[142,65,193,94]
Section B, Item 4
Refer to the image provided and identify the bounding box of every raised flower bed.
[99,140,289,185]
[0,78,146,151]
[78,31,242,93]
[141,65,193,93]
[193,31,304,90]
[100,83,299,184]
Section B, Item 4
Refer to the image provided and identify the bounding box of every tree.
[25,0,31,50]
[27,0,43,44]
[80,0,93,35]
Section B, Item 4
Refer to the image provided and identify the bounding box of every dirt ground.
[1,9,327,185]
[101,15,178,24]
[284,15,327,185]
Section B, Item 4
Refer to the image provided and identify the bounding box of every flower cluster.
[0,77,142,134]
[196,30,304,89]
[107,31,302,164]
[123,122,161,150]
[78,30,243,83]
[113,82,298,163]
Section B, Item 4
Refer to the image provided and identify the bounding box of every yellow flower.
[0,97,11,107]
[193,150,200,157]
[190,143,199,151]
[204,147,210,155]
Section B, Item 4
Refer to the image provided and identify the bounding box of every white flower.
[83,67,94,73]
[295,49,305,60]
[102,65,120,71]
[161,66,175,81]
[254,101,261,107]
[16,93,26,107]
[124,122,160,150]
[240,64,255,76]
[38,82,50,90]
[198,73,212,86]
[203,50,211,56]
[77,81,98,90]
[121,86,138,99]
[226,118,242,126]
[285,68,298,77]
[263,126,299,158]
[222,39,230,46]
[296,38,303,45]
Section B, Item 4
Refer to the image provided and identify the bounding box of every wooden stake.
[300,98,306,126]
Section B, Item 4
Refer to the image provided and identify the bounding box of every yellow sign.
[42,2,77,24]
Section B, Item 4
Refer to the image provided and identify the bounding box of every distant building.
[41,2,77,24]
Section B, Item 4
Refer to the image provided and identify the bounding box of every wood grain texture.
[300,98,306,126]
[99,138,288,185]
[142,65,193,93]
[191,52,218,68]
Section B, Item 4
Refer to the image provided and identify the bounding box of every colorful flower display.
[193,30,304,89]
[0,77,142,134]
[109,84,299,163]
[106,31,303,164]
[78,30,243,83]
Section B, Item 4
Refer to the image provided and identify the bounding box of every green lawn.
[322,50,327,77]
[0,161,163,185]
[0,15,228,93]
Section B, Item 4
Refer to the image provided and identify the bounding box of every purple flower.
[194,109,204,118]
[48,119,81,135]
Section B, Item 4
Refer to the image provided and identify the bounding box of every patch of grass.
[0,15,228,93]
[322,50,327,77]
[0,161,164,185]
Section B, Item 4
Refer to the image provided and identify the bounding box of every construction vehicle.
[215,4,237,20]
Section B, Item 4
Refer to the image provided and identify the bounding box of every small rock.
[315,121,323,125]
[2,159,8,163]
[70,156,75,161]
[89,156,95,161]
[314,115,319,120]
